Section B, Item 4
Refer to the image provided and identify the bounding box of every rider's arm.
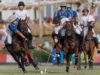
[9,23,26,39]
[16,31,26,39]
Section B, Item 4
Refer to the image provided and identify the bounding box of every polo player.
[15,1,33,49]
[81,8,98,48]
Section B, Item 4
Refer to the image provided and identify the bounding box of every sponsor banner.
[0,49,100,63]
[0,53,32,63]
[0,53,15,63]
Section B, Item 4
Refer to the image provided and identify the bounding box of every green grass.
[0,65,100,75]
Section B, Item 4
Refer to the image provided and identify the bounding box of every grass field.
[0,64,100,75]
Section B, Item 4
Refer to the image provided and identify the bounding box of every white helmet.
[61,18,69,25]
[8,15,17,23]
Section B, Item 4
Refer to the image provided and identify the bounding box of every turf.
[0,65,100,75]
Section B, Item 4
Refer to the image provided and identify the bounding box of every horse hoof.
[66,67,69,72]
[77,66,81,70]
[89,61,93,69]
[84,66,87,69]
[89,66,93,69]
[35,66,39,70]
[23,70,27,73]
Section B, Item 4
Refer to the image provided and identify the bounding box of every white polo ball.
[40,70,43,74]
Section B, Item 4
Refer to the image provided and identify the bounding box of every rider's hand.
[23,38,28,41]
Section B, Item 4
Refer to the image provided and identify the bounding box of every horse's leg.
[75,48,81,70]
[66,53,70,72]
[5,44,18,60]
[21,50,30,66]
[16,57,26,73]
[14,49,27,72]
[23,42,39,70]
[27,53,39,69]
[88,49,92,69]
[5,44,26,73]
[84,51,88,69]
[89,44,95,69]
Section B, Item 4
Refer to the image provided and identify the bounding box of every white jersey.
[81,15,95,27]
[15,10,29,20]
[81,15,95,38]
[73,22,82,35]
[6,27,12,44]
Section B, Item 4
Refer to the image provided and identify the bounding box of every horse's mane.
[85,22,94,40]
[17,19,32,41]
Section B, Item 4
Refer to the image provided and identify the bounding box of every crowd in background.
[0,2,100,64]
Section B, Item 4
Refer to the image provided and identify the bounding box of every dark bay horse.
[64,21,80,72]
[17,19,39,70]
[5,20,38,73]
[5,25,27,73]
[84,21,95,69]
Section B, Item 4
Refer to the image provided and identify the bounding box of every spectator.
[97,32,100,43]
[90,5,98,21]
[0,21,7,48]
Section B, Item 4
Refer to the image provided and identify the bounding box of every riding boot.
[93,37,98,49]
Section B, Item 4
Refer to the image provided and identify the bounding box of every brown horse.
[84,21,95,69]
[64,21,80,72]
[17,19,39,70]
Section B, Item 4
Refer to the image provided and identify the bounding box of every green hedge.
[0,48,52,62]
[32,49,52,62]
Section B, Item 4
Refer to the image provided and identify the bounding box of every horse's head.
[65,21,74,36]
[18,19,27,27]
[88,21,95,28]
[86,21,94,40]
[18,19,27,32]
